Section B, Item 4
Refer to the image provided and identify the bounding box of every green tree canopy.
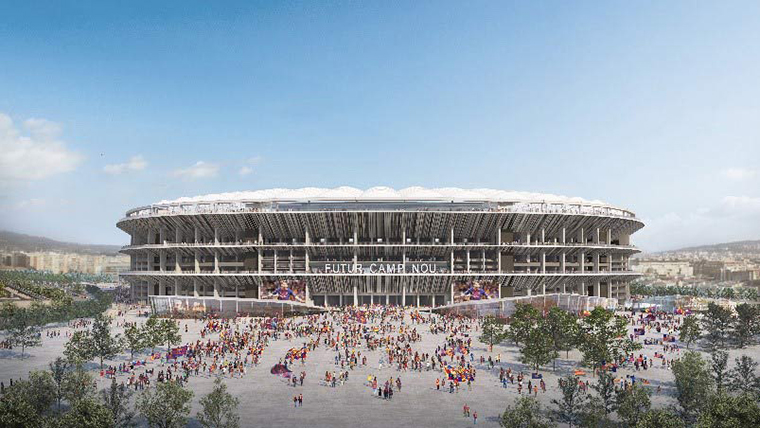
[672,351,714,423]
[197,377,240,428]
[499,396,552,428]
[136,381,194,428]
[577,307,640,369]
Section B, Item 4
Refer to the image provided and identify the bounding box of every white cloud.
[14,198,46,210]
[247,156,262,165]
[103,155,148,174]
[721,167,757,180]
[172,161,219,179]
[636,195,760,252]
[0,113,83,182]
[239,166,253,176]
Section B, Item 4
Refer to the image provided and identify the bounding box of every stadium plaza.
[117,187,643,315]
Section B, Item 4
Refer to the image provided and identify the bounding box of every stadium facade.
[117,187,643,312]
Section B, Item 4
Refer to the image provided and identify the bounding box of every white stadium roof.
[157,186,610,207]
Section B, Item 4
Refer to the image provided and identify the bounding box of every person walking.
[473,411,478,425]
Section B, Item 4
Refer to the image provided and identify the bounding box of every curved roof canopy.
[156,186,613,207]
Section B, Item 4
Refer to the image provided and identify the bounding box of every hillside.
[0,230,122,255]
[664,239,760,255]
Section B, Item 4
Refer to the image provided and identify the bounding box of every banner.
[452,280,498,303]
[261,279,306,302]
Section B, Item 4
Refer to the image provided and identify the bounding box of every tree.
[590,370,617,416]
[101,377,135,428]
[59,397,114,428]
[62,365,96,404]
[123,324,148,360]
[499,396,552,428]
[696,392,760,428]
[679,315,700,349]
[158,319,181,352]
[552,375,585,428]
[197,377,240,428]
[480,315,505,351]
[20,371,56,415]
[545,306,578,367]
[711,351,729,393]
[508,303,541,346]
[616,383,651,427]
[672,351,714,422]
[64,330,96,365]
[49,357,70,412]
[0,391,43,428]
[635,409,686,428]
[578,307,640,370]
[136,381,194,428]
[91,314,121,369]
[143,316,163,353]
[520,320,556,373]
[702,302,734,350]
[734,303,760,348]
[728,355,760,397]
[6,307,42,358]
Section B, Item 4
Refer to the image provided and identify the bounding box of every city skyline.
[2,1,760,251]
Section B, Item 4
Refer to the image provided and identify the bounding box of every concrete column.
[353,285,358,307]
[450,227,454,244]
[305,284,310,302]
[159,278,166,295]
[258,229,263,244]
[273,251,277,274]
[541,229,545,243]
[257,249,262,272]
[580,252,585,273]
[353,226,358,245]
[562,227,566,244]
[526,232,531,245]
[606,282,612,298]
[159,227,165,245]
[607,228,612,245]
[214,251,219,273]
[385,294,389,305]
[175,228,181,244]
[482,249,486,271]
[213,278,220,298]
[193,278,199,297]
[594,280,600,297]
[305,251,310,272]
[450,284,455,304]
[305,229,310,245]
[339,294,343,306]
[561,282,566,294]
[540,252,546,273]
[175,250,181,272]
[214,227,219,245]
[402,286,406,306]
[561,252,566,273]
[402,229,406,245]
[159,250,166,272]
[174,278,179,296]
[235,283,239,299]
[416,294,420,307]
[194,226,200,244]
[194,250,200,273]
[594,253,600,273]
[466,250,471,273]
[147,228,153,245]
[497,228,502,245]
[580,228,584,244]
[526,286,532,297]
[596,228,601,245]
[541,280,546,295]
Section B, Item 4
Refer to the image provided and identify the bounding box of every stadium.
[117,187,643,315]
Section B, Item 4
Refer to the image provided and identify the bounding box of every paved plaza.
[1,305,759,427]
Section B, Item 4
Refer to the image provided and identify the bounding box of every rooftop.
[157,186,611,206]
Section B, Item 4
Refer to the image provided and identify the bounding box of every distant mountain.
[661,239,760,255]
[0,230,122,255]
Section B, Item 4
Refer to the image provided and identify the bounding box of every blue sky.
[1,1,759,251]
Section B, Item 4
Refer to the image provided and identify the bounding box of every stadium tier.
[117,187,643,312]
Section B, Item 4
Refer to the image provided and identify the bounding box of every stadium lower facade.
[117,187,643,313]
